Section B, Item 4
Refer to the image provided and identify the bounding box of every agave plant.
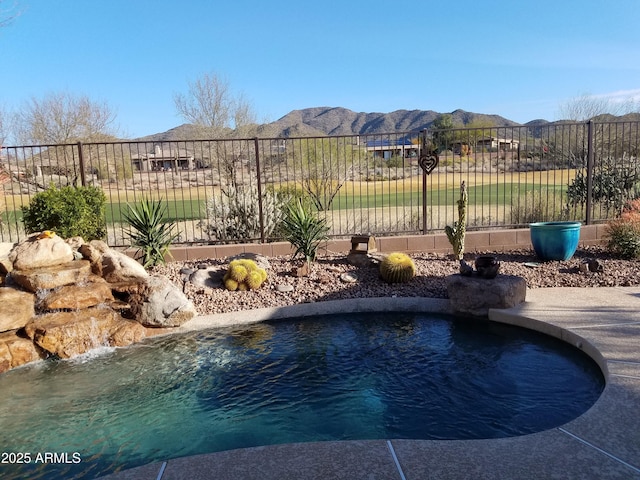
[282,199,329,265]
[123,197,180,268]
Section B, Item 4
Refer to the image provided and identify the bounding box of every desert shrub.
[201,184,286,242]
[123,197,179,268]
[567,164,640,216]
[96,161,134,181]
[386,155,405,168]
[510,188,569,224]
[22,185,106,240]
[281,199,329,264]
[605,199,640,259]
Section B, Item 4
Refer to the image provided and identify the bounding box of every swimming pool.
[0,311,604,479]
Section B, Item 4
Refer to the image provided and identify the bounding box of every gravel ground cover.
[151,246,640,316]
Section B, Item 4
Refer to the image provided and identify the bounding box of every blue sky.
[1,0,639,139]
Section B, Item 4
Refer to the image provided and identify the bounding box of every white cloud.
[592,89,640,103]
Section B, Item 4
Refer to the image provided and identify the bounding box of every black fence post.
[254,137,265,243]
[77,141,87,187]
[585,120,594,225]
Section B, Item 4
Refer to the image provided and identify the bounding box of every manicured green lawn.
[329,183,566,210]
[104,198,205,223]
[3,182,567,226]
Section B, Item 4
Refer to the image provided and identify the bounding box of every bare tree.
[294,137,355,211]
[558,93,636,121]
[0,105,8,147]
[14,92,119,145]
[12,92,121,186]
[173,72,257,138]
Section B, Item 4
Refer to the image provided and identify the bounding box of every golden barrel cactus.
[379,252,416,283]
[223,259,268,291]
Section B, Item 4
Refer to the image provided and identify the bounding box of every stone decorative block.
[446,274,527,317]
[350,235,377,254]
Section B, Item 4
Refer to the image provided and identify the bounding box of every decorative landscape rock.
[78,241,107,275]
[101,250,149,283]
[9,233,74,270]
[127,275,197,327]
[340,272,359,283]
[446,274,527,316]
[0,234,199,373]
[10,260,92,292]
[275,283,294,293]
[0,331,44,373]
[189,266,225,289]
[0,288,35,332]
[346,252,374,268]
[0,242,14,275]
[24,306,146,359]
[40,278,114,311]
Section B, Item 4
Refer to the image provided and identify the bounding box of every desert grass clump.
[605,198,640,259]
[223,259,268,291]
[379,252,416,283]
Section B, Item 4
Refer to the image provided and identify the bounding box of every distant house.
[365,138,419,160]
[131,145,195,171]
[476,137,519,151]
[452,137,519,154]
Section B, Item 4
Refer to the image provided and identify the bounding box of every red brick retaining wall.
[166,225,607,262]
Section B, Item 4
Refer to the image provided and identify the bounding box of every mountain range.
[135,107,640,141]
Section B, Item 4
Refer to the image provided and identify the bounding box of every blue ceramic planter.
[530,221,581,261]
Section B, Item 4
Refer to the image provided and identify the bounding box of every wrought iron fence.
[1,120,638,246]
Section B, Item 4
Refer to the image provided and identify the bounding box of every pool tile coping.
[99,288,640,480]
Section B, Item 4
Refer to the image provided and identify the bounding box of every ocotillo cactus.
[444,181,467,260]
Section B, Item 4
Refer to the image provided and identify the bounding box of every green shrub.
[567,163,640,216]
[605,199,640,259]
[123,197,179,268]
[22,185,106,240]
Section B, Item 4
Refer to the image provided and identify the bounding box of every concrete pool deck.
[100,287,640,480]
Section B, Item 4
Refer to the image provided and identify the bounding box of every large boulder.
[0,242,14,275]
[128,275,197,327]
[24,306,146,359]
[0,331,44,373]
[101,250,148,283]
[446,274,527,317]
[11,260,92,292]
[40,277,114,311]
[9,233,74,270]
[0,288,35,332]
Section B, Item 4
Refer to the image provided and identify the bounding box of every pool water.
[0,312,604,479]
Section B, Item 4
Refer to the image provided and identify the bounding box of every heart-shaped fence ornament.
[419,154,438,174]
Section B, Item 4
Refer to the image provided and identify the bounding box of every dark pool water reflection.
[0,312,604,479]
